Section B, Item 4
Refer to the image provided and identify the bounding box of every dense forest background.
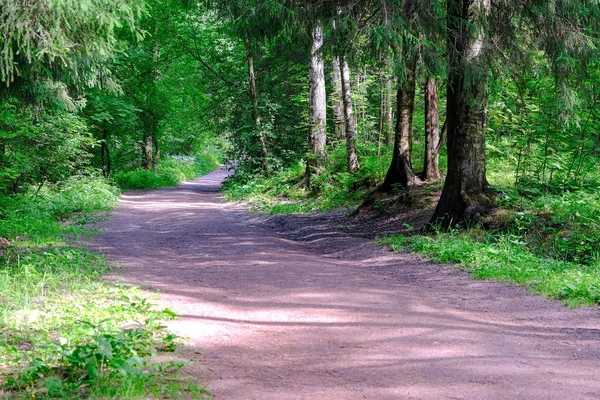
[1,0,600,398]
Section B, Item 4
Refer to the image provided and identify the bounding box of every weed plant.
[0,176,207,398]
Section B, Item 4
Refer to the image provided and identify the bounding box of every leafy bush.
[113,153,220,190]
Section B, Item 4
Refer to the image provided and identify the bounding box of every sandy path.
[95,168,600,399]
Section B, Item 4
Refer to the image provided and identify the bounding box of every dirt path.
[95,168,600,399]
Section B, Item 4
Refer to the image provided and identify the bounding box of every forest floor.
[91,168,600,399]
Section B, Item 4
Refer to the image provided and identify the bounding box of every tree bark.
[385,77,394,149]
[331,59,345,143]
[101,123,111,177]
[377,52,387,155]
[152,134,160,172]
[430,0,491,228]
[142,134,154,170]
[381,56,418,190]
[244,36,269,171]
[421,78,442,181]
[305,24,328,185]
[340,55,359,173]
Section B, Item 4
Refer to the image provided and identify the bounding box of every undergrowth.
[114,153,220,190]
[380,226,600,307]
[0,175,208,398]
[223,144,396,213]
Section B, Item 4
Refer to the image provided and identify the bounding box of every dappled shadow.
[93,167,600,399]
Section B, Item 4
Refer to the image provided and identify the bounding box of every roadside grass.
[380,229,600,307]
[0,175,208,398]
[114,152,220,190]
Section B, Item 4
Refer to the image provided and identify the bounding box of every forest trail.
[95,168,600,400]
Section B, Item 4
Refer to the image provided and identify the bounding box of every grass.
[0,175,209,398]
[380,229,600,307]
[114,153,220,190]
[223,144,395,213]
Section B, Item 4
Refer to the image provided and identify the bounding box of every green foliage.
[0,0,145,88]
[224,143,392,213]
[492,187,600,266]
[114,153,220,190]
[0,101,96,194]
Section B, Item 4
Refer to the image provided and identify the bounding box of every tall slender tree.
[340,55,360,172]
[421,77,443,181]
[305,23,328,185]
[331,59,346,142]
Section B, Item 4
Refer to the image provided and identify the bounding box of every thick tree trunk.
[339,55,359,173]
[422,78,442,181]
[430,0,491,228]
[331,59,345,142]
[244,36,268,171]
[305,24,328,185]
[381,57,419,190]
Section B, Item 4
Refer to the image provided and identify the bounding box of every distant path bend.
[96,168,600,400]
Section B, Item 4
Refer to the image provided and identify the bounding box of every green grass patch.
[0,176,208,398]
[380,229,600,307]
[114,153,220,190]
[223,144,393,213]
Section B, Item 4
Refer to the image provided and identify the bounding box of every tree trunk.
[142,135,153,170]
[430,0,491,228]
[101,123,111,177]
[381,57,419,190]
[152,135,160,172]
[331,59,345,143]
[422,78,442,181]
[305,24,328,185]
[244,36,269,171]
[340,55,359,173]
[377,52,387,155]
[385,77,394,149]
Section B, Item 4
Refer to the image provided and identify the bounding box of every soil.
[92,168,600,399]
